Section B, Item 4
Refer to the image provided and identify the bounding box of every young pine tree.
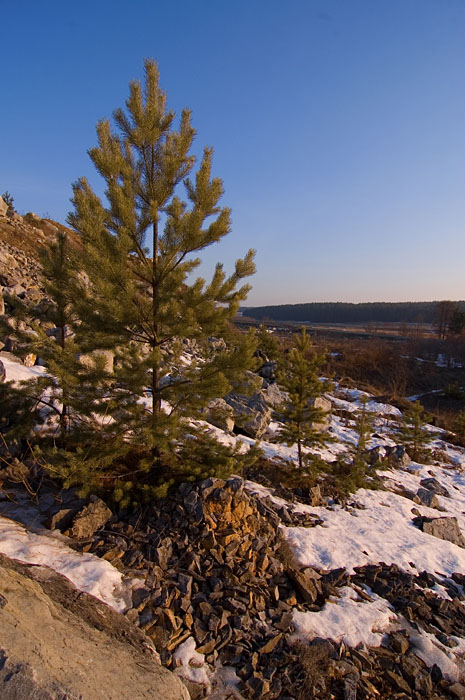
[275,328,332,473]
[340,396,377,490]
[397,400,434,462]
[67,60,257,483]
[0,231,109,449]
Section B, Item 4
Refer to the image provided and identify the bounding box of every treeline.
[243,301,465,325]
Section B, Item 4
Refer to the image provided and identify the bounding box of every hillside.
[1,352,465,699]
[1,202,465,699]
[244,301,465,326]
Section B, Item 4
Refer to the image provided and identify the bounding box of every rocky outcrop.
[0,196,7,218]
[225,391,272,437]
[0,554,189,700]
[204,398,235,432]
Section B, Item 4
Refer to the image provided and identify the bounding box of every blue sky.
[1,0,464,305]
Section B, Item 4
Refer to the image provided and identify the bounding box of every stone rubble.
[61,478,465,700]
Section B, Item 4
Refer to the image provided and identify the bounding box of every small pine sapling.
[397,400,434,462]
[453,410,465,441]
[256,324,280,361]
[275,328,332,475]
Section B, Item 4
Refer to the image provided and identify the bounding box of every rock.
[414,487,440,509]
[262,382,286,407]
[450,683,465,700]
[46,508,78,532]
[0,292,4,316]
[420,516,465,548]
[384,670,411,694]
[225,392,272,438]
[308,396,332,431]
[7,211,23,223]
[0,554,189,700]
[286,567,320,603]
[257,360,276,382]
[69,496,112,539]
[420,477,450,497]
[205,398,235,432]
[22,353,36,368]
[39,220,58,236]
[0,196,8,218]
[0,359,5,383]
[386,444,411,468]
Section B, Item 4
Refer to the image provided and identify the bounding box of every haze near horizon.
[1,0,464,306]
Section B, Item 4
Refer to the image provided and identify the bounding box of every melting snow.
[0,516,131,612]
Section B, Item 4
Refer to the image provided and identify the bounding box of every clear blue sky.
[1,0,464,306]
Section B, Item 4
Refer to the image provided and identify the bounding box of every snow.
[1,353,47,382]
[292,586,397,647]
[283,486,465,577]
[4,349,465,684]
[0,516,131,612]
[173,636,211,688]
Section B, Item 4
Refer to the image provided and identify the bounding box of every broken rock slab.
[0,554,189,700]
[414,487,440,509]
[417,516,465,549]
[69,495,112,539]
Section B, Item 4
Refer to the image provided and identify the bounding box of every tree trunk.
[151,217,161,423]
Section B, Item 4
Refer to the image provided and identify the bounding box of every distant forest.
[243,301,465,325]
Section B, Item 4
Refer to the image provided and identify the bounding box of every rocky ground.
[1,205,465,698]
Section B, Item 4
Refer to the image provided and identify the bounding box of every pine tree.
[256,324,280,361]
[453,410,465,440]
[275,328,332,472]
[346,396,376,487]
[397,400,434,462]
[66,60,257,485]
[0,231,109,448]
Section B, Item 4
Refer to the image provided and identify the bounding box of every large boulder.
[0,554,189,700]
[419,516,465,548]
[204,398,235,432]
[225,391,272,438]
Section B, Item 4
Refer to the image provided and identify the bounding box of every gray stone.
[225,392,272,438]
[262,382,286,407]
[421,516,465,548]
[205,398,235,432]
[386,444,411,468]
[69,496,112,539]
[420,477,450,497]
[308,396,332,431]
[0,554,189,700]
[414,487,439,509]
